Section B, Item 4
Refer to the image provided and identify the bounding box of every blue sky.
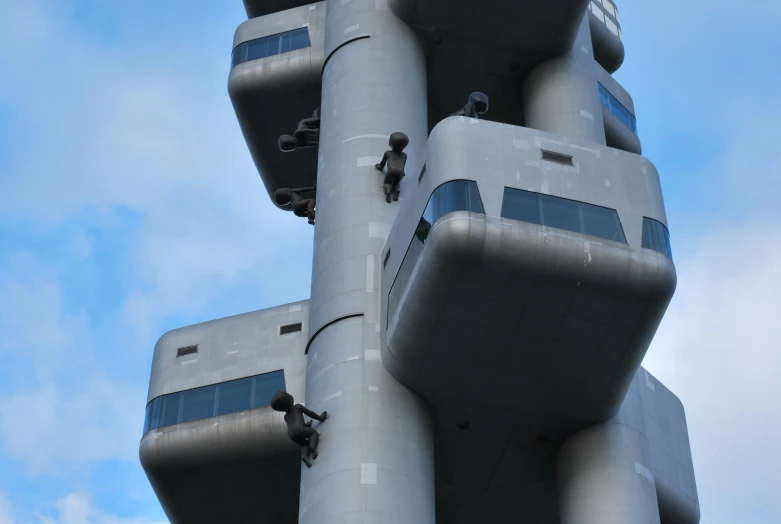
[0,0,779,522]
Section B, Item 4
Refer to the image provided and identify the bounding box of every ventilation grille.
[541,150,574,166]
[176,345,198,357]
[280,322,303,335]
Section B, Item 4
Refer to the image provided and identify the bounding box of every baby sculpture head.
[468,92,489,115]
[274,188,292,207]
[270,390,295,413]
[389,132,409,153]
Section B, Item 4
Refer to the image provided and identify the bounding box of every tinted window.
[289,27,310,50]
[388,180,485,325]
[582,203,626,242]
[143,370,286,435]
[501,188,626,244]
[246,38,268,62]
[161,394,181,427]
[217,376,252,416]
[541,194,581,233]
[501,187,540,224]
[253,371,287,408]
[642,217,673,259]
[598,83,638,135]
[181,386,216,424]
[231,28,312,69]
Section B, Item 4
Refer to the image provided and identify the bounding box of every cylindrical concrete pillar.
[298,1,435,523]
[557,421,661,524]
[523,13,607,144]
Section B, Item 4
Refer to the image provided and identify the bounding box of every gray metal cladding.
[140,0,701,522]
[228,3,325,207]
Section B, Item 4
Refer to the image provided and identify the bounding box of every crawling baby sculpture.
[375,132,409,203]
[270,391,328,467]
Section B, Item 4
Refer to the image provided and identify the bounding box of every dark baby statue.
[278,108,321,152]
[274,184,317,225]
[450,92,489,119]
[375,132,409,203]
[271,391,328,468]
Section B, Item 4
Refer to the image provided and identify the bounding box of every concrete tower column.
[298,1,435,523]
[557,420,661,524]
[523,13,607,144]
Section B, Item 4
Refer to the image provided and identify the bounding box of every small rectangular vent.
[280,322,303,335]
[176,345,198,357]
[541,150,574,166]
[383,248,391,269]
[418,164,427,184]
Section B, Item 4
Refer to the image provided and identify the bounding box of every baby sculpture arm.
[290,183,317,194]
[375,152,389,172]
[302,406,328,422]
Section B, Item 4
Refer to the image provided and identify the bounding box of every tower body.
[140,1,699,523]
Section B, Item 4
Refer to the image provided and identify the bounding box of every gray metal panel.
[388,0,589,54]
[381,116,668,289]
[243,0,317,19]
[385,211,675,424]
[140,407,300,524]
[142,301,311,524]
[147,300,309,403]
[299,1,436,523]
[638,370,701,524]
[228,3,325,207]
[523,13,606,144]
[588,8,625,73]
[603,105,642,154]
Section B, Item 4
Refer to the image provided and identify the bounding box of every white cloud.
[644,227,781,523]
[0,491,14,524]
[0,377,145,477]
[35,492,167,524]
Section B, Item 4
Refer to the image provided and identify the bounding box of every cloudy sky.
[0,0,779,522]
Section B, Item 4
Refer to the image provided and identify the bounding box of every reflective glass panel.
[501,188,541,224]
[161,393,181,427]
[231,28,311,69]
[598,83,638,135]
[216,376,252,416]
[641,217,673,259]
[290,27,311,50]
[540,194,581,233]
[388,180,484,325]
[582,203,626,242]
[143,370,286,435]
[253,370,287,409]
[246,37,268,62]
[181,385,216,424]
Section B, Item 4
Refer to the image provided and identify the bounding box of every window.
[143,370,286,435]
[388,180,484,325]
[181,385,215,424]
[216,376,252,416]
[279,322,302,335]
[598,83,638,135]
[501,188,627,243]
[590,2,605,22]
[641,217,673,259]
[231,27,311,69]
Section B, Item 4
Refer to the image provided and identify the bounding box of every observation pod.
[228,2,325,207]
[587,0,625,73]
[382,117,676,438]
[139,302,309,524]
